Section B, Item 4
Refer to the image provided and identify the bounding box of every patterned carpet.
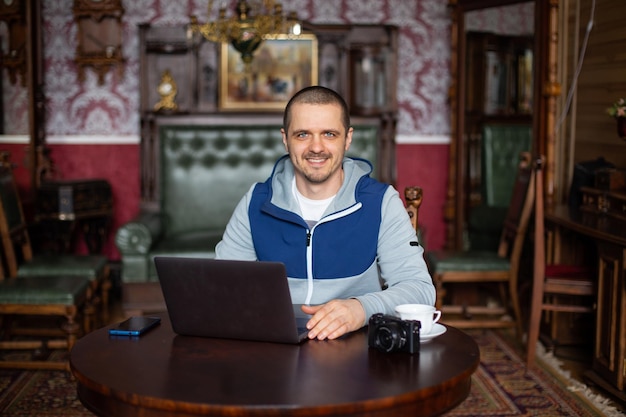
[0,351,90,416]
[446,330,624,416]
[0,329,623,417]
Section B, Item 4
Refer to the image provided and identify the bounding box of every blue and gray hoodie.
[216,155,435,325]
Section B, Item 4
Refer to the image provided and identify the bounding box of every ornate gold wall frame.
[219,34,318,111]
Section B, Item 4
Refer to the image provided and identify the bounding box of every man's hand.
[302,299,366,340]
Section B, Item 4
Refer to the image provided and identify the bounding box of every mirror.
[445,0,559,250]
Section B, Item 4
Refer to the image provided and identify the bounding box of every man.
[216,86,435,340]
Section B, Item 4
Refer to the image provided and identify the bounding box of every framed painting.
[219,34,318,111]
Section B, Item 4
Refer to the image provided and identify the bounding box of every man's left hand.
[302,299,366,340]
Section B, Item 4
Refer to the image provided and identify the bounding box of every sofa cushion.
[0,276,90,305]
[426,250,510,272]
[147,231,221,280]
[17,255,109,281]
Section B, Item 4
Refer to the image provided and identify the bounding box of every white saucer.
[420,323,446,342]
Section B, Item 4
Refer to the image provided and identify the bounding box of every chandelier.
[190,0,302,65]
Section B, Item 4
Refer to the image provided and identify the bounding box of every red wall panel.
[29,144,141,260]
[0,144,133,258]
[396,144,448,251]
[1,141,447,260]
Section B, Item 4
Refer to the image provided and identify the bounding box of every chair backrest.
[497,152,535,260]
[466,125,532,251]
[482,124,532,207]
[533,155,545,287]
[0,154,33,279]
[404,186,423,234]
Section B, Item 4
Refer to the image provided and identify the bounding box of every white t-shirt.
[292,178,335,228]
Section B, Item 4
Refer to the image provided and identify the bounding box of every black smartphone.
[108,316,161,337]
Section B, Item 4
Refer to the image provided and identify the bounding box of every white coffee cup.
[394,304,442,334]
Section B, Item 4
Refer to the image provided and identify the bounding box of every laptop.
[154,256,310,344]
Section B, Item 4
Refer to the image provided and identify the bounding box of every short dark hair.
[283,86,350,133]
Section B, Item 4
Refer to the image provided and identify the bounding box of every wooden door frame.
[445,0,559,250]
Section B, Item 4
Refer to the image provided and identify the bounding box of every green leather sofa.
[115,115,383,289]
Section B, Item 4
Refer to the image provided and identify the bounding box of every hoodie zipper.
[303,202,363,305]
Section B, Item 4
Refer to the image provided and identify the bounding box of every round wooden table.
[70,315,479,417]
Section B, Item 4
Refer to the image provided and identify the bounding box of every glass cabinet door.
[347,25,397,116]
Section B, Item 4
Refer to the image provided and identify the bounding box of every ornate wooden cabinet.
[35,179,113,254]
[547,206,626,405]
[592,240,626,400]
[138,24,202,114]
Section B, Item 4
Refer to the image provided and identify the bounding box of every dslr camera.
[368,313,420,354]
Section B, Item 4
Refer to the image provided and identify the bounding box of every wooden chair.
[425,152,535,336]
[404,186,423,234]
[0,155,110,331]
[0,274,92,370]
[526,157,595,366]
[0,159,97,370]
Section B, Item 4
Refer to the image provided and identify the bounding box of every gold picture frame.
[219,34,318,111]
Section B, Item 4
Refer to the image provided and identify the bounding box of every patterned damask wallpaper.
[1,0,532,139]
[1,0,451,138]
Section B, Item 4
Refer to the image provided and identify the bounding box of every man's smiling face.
[281,102,353,198]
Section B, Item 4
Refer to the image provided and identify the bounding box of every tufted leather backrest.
[158,123,379,238]
[481,124,532,207]
[160,125,284,237]
[467,124,532,251]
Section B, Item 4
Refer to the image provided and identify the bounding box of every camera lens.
[375,322,406,352]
